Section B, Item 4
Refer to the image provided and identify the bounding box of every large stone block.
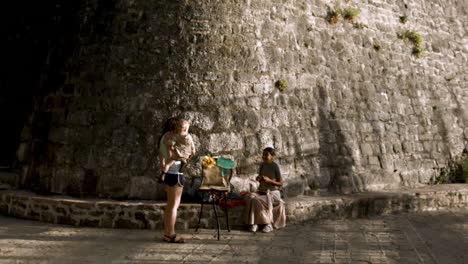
[129,176,162,200]
[283,177,306,197]
[207,132,244,153]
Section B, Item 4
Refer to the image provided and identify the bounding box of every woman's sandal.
[163,234,185,243]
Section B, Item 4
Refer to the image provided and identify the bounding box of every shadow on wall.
[10,1,119,197]
[316,84,361,194]
[0,1,73,170]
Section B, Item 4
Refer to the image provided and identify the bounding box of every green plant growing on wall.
[353,22,368,29]
[342,7,361,23]
[399,15,408,24]
[275,79,288,92]
[309,182,319,190]
[401,30,423,46]
[459,155,468,183]
[326,9,341,24]
[412,46,425,58]
[434,168,449,184]
[398,30,425,58]
[373,42,382,51]
[431,152,468,184]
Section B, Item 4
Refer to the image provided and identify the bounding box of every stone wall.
[0,190,243,230]
[2,185,468,230]
[14,0,467,199]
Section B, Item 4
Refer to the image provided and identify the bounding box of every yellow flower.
[202,156,216,168]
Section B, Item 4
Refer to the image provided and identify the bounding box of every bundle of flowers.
[202,156,216,168]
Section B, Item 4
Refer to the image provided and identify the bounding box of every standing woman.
[158,117,193,243]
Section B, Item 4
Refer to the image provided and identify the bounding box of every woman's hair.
[158,117,179,147]
[263,147,276,156]
[176,119,189,129]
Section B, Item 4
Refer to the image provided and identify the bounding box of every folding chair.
[195,156,234,240]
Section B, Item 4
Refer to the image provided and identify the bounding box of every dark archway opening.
[0,1,82,171]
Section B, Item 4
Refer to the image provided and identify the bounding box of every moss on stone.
[374,42,382,51]
[353,22,368,29]
[399,15,408,24]
[402,30,423,47]
[275,79,288,92]
[412,46,425,58]
[399,30,425,58]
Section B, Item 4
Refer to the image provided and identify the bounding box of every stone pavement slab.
[1,208,467,264]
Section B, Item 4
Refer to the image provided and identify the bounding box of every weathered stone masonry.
[12,0,467,199]
[1,185,468,229]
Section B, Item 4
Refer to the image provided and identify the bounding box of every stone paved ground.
[1,208,468,264]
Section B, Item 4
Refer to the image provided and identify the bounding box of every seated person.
[243,147,286,233]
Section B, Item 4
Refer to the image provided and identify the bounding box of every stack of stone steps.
[0,184,467,230]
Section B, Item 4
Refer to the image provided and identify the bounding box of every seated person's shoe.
[249,224,258,232]
[262,224,273,233]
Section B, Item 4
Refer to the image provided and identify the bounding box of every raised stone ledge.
[1,184,468,230]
